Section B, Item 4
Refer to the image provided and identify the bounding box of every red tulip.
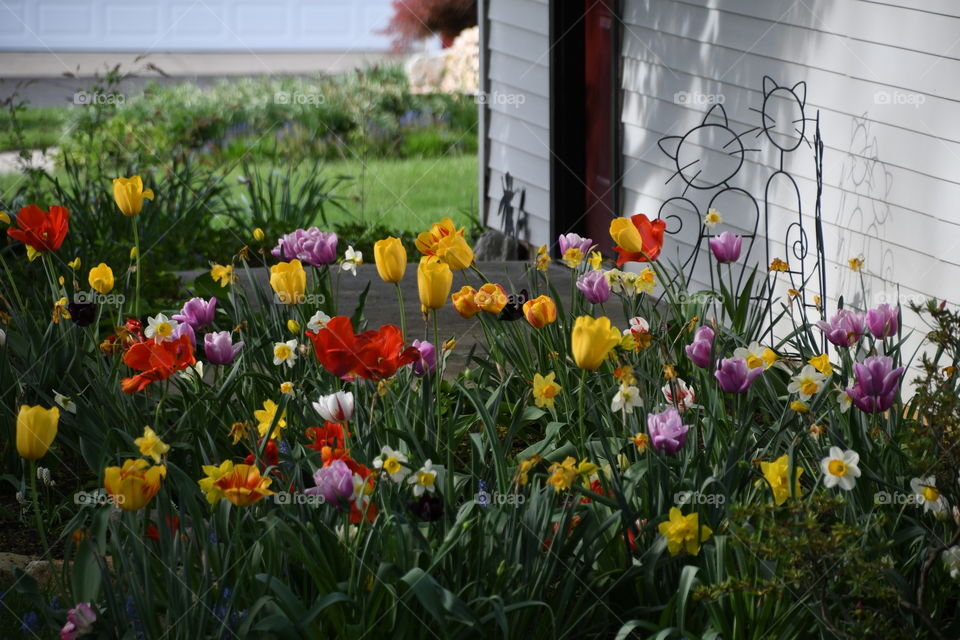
[120,334,196,393]
[306,316,419,381]
[7,205,69,254]
[611,214,666,266]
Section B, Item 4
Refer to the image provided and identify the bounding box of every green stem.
[578,369,587,453]
[29,460,52,560]
[396,283,406,339]
[132,216,141,317]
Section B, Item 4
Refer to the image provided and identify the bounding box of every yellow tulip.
[571,316,621,370]
[270,259,306,305]
[475,283,508,314]
[417,256,452,310]
[253,227,265,242]
[435,233,474,270]
[451,285,481,318]
[522,295,557,328]
[104,458,166,511]
[16,405,59,460]
[373,237,407,283]
[87,263,115,294]
[609,217,644,253]
[112,176,154,217]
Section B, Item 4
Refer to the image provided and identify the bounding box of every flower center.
[828,460,847,477]
[384,458,401,475]
[156,323,172,337]
[275,345,291,360]
[801,380,820,396]
[923,486,940,502]
[746,355,763,369]
[418,472,435,487]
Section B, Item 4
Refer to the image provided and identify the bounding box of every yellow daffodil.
[848,256,864,272]
[228,421,250,445]
[516,455,542,486]
[104,459,166,511]
[270,260,306,305]
[769,258,789,272]
[757,455,803,505]
[658,507,713,556]
[562,248,584,268]
[790,400,809,413]
[535,245,550,272]
[88,263,115,294]
[532,372,561,408]
[134,426,170,463]
[198,460,235,504]
[547,456,578,492]
[571,316,621,370]
[632,432,650,453]
[52,296,71,323]
[808,354,833,377]
[211,264,235,288]
[16,405,59,460]
[113,176,154,217]
[254,399,287,440]
[373,237,407,283]
[68,257,81,270]
[588,251,602,270]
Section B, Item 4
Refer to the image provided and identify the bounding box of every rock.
[0,552,32,583]
[472,229,519,261]
[24,559,62,586]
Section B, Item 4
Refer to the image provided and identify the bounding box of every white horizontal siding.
[620,0,960,361]
[482,0,551,245]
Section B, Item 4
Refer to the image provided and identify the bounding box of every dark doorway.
[550,0,620,255]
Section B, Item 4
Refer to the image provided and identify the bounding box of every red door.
[583,0,615,254]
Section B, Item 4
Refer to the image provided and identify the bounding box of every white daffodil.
[341,246,363,276]
[177,361,204,381]
[611,384,643,413]
[911,476,948,514]
[820,447,861,491]
[408,460,438,497]
[787,365,828,401]
[836,388,852,413]
[704,207,722,228]
[273,339,298,368]
[144,313,179,343]
[307,310,331,333]
[943,546,960,580]
[53,391,77,414]
[733,342,774,370]
[374,446,410,483]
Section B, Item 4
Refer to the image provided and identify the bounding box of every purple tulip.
[558,233,593,256]
[715,357,763,393]
[305,459,354,504]
[173,296,217,329]
[845,355,905,413]
[866,303,899,339]
[173,321,196,348]
[817,309,866,347]
[576,270,611,304]
[203,331,244,365]
[61,602,97,639]
[271,227,338,266]
[708,231,742,263]
[685,326,714,368]
[411,339,437,376]
[646,408,690,455]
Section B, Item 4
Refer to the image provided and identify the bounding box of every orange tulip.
[213,464,275,506]
[475,283,508,314]
[451,285,481,318]
[522,295,557,328]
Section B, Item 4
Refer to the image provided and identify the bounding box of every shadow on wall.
[833,114,896,309]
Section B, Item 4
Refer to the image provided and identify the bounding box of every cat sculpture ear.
[791,81,806,108]
[658,135,682,161]
[702,103,729,126]
[762,75,777,97]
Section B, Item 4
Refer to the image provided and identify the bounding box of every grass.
[0,154,479,232]
[0,106,69,151]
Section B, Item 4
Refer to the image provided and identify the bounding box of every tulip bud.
[16,405,60,460]
[417,257,452,310]
[253,227,265,242]
[373,237,407,283]
[522,295,557,328]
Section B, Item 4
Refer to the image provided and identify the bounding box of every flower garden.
[2,181,960,639]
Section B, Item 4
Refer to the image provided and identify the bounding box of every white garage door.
[0,0,395,51]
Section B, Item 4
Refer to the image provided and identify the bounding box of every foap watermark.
[73,91,125,106]
[674,91,725,106]
[874,491,920,506]
[273,292,326,305]
[74,490,125,507]
[873,90,925,108]
[74,290,126,306]
[674,490,725,506]
[476,483,525,507]
[272,492,326,507]
[871,291,929,307]
[475,91,526,107]
[274,91,325,106]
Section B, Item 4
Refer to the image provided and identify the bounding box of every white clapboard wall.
[620,0,960,354]
[0,0,394,51]
[482,0,551,244]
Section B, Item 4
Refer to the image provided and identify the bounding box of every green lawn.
[1,154,479,232]
[0,106,69,151]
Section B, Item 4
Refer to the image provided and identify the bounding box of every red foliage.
[380,0,477,51]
